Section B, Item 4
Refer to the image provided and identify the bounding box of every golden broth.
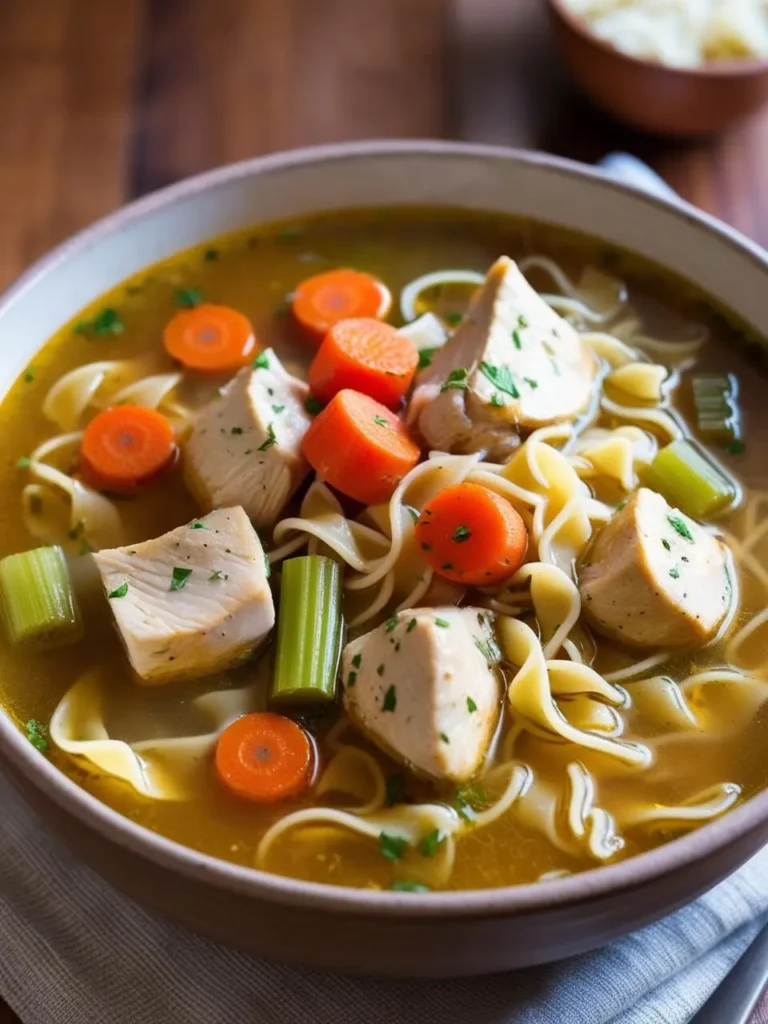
[1,207,767,891]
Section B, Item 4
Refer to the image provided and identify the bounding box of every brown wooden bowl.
[547,0,768,136]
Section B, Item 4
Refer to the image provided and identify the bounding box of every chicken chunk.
[184,349,312,528]
[94,506,274,684]
[409,256,598,458]
[341,607,501,783]
[579,488,731,648]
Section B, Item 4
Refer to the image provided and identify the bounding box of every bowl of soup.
[1,141,767,976]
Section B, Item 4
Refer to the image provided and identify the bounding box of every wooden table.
[1,0,767,1020]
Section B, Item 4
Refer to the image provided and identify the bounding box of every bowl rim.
[547,0,768,79]
[2,138,768,919]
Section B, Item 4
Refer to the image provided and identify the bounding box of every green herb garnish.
[25,719,49,753]
[170,567,193,591]
[467,696,478,713]
[230,426,243,435]
[434,617,450,628]
[407,618,417,632]
[446,312,463,326]
[418,829,444,858]
[382,685,397,712]
[439,732,450,744]
[417,348,435,371]
[669,566,680,579]
[272,404,285,414]
[524,377,539,390]
[512,329,523,350]
[108,582,128,599]
[385,615,399,632]
[203,248,218,261]
[726,439,746,454]
[209,570,228,581]
[258,424,277,451]
[346,671,357,688]
[373,415,388,426]
[16,457,30,469]
[661,538,671,551]
[490,392,505,408]
[23,369,35,383]
[379,832,408,861]
[440,368,469,393]
[253,351,270,369]
[352,653,362,668]
[74,307,124,338]
[452,525,471,543]
[667,514,694,542]
[304,396,323,415]
[176,287,202,308]
[391,880,430,893]
[480,361,519,399]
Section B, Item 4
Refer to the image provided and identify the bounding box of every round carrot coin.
[163,303,257,371]
[80,405,177,493]
[215,712,314,803]
[291,269,390,345]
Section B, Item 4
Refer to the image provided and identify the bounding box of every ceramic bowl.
[547,0,768,136]
[2,142,768,977]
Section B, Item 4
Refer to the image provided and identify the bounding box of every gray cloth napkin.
[1,774,768,1024]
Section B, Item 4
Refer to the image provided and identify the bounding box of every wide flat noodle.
[50,670,260,800]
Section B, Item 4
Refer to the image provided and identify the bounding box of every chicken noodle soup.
[1,207,767,892]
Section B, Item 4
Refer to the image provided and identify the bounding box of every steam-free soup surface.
[0,207,766,892]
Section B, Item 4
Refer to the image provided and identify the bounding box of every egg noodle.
[38,257,768,889]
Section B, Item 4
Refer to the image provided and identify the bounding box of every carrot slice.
[291,269,389,345]
[415,482,528,586]
[302,389,421,505]
[80,406,177,494]
[215,712,313,803]
[308,318,418,408]
[163,303,257,371]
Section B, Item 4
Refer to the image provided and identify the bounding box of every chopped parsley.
[445,312,463,326]
[667,514,694,542]
[108,582,128,599]
[490,392,505,408]
[407,618,417,633]
[517,314,528,328]
[170,567,193,591]
[661,539,671,551]
[304,396,323,415]
[440,367,469,393]
[373,415,388,426]
[203,248,219,261]
[74,307,124,338]
[258,424,277,451]
[176,287,202,308]
[16,456,30,469]
[272,404,285,414]
[726,439,746,454]
[480,361,519,399]
[385,772,407,807]
[524,377,539,390]
[418,829,444,858]
[252,351,270,369]
[379,832,408,861]
[452,525,471,543]
[434,617,450,628]
[209,570,228,581]
[466,696,478,713]
[346,671,357,688]
[382,685,397,712]
[417,347,436,371]
[439,732,450,744]
[230,426,243,435]
[25,719,49,753]
[23,368,35,383]
[385,615,399,632]
[390,880,431,893]
[352,653,362,668]
[669,566,680,579]
[512,329,523,350]
[454,781,488,822]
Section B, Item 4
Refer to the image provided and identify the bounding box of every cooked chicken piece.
[94,506,274,684]
[184,349,312,528]
[341,607,501,783]
[579,487,731,648]
[409,256,598,458]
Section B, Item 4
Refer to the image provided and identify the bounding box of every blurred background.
[3,0,768,295]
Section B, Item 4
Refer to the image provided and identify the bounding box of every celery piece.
[0,546,82,649]
[271,555,343,704]
[644,440,736,519]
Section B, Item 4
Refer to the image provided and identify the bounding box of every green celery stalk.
[644,439,736,519]
[271,555,343,704]
[0,546,82,649]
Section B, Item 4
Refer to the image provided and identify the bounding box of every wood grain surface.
[1,0,767,1021]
